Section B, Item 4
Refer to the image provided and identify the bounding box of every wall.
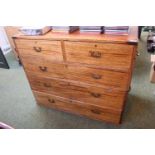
[0,26,11,54]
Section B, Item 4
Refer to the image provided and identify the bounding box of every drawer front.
[15,39,62,51]
[21,55,67,79]
[67,65,130,91]
[33,91,121,124]
[15,39,63,62]
[28,74,126,110]
[21,55,130,91]
[65,41,134,70]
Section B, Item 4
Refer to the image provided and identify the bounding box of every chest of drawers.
[13,27,138,124]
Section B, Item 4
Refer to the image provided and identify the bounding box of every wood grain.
[20,55,67,79]
[19,49,63,62]
[13,27,138,124]
[13,27,138,45]
[15,39,63,62]
[66,64,131,91]
[65,41,134,70]
[33,91,121,124]
[28,73,127,110]
[20,54,130,91]
[15,39,61,51]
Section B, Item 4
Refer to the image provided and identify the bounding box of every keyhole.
[94,44,97,47]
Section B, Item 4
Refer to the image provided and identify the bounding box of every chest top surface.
[13,26,138,45]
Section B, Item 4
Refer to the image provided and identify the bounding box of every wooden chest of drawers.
[13,27,138,124]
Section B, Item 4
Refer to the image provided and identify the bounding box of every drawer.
[15,39,62,51]
[21,55,130,91]
[15,39,63,62]
[21,55,67,79]
[67,65,130,91]
[65,41,134,71]
[33,91,121,124]
[28,74,127,110]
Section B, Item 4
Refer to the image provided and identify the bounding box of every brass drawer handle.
[89,51,102,58]
[43,83,51,87]
[91,73,102,79]
[48,98,55,103]
[91,109,101,114]
[90,92,101,98]
[39,66,47,72]
[33,46,42,52]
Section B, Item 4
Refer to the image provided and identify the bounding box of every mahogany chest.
[13,27,138,124]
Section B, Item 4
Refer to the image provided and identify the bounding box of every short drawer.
[21,55,67,79]
[65,41,134,71]
[33,91,121,124]
[67,65,130,91]
[15,39,62,51]
[15,39,63,62]
[28,74,127,110]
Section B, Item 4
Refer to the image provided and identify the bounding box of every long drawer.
[21,55,130,91]
[27,73,127,110]
[65,41,134,71]
[33,91,121,124]
[15,39,63,62]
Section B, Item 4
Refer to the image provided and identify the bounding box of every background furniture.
[4,26,21,63]
[13,27,138,124]
[138,26,143,39]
